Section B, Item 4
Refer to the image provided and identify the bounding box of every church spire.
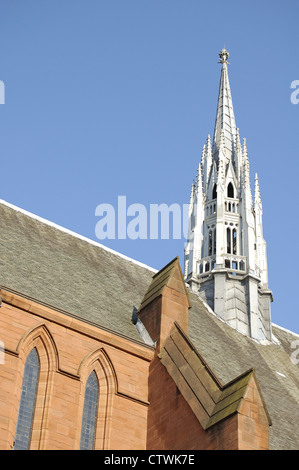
[184,49,273,343]
[212,48,237,162]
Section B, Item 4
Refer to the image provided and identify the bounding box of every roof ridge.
[272,322,299,338]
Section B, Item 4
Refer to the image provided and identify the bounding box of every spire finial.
[218,48,230,64]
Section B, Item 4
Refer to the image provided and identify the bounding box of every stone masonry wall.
[0,290,153,450]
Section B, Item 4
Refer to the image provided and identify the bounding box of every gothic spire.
[184,48,273,343]
[212,48,237,162]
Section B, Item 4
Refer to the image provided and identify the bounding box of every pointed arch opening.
[14,324,59,450]
[212,184,217,200]
[227,227,231,254]
[233,228,237,255]
[13,348,40,450]
[227,182,234,198]
[208,230,213,256]
[80,371,99,450]
[213,227,216,255]
[77,348,117,450]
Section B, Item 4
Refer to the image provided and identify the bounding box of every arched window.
[213,228,216,255]
[212,184,217,200]
[227,227,231,254]
[208,230,213,256]
[227,182,234,198]
[240,260,245,271]
[14,348,40,450]
[208,228,216,256]
[80,371,99,450]
[233,228,237,255]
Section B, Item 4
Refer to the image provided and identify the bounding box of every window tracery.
[13,348,40,450]
[80,371,99,450]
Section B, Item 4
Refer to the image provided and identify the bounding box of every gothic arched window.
[227,227,231,254]
[208,230,213,256]
[212,184,217,200]
[227,182,234,198]
[14,348,40,450]
[213,228,216,255]
[80,371,99,450]
[233,228,237,255]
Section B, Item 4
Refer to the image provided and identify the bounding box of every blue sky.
[0,1,298,334]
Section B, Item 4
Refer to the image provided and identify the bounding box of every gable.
[159,322,271,431]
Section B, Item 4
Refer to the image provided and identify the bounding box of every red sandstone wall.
[0,283,270,451]
[147,354,270,451]
[0,291,152,450]
[147,354,214,450]
[237,376,270,450]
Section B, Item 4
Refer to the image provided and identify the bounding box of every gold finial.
[218,48,230,64]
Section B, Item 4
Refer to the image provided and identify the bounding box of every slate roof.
[0,200,154,343]
[0,200,298,450]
